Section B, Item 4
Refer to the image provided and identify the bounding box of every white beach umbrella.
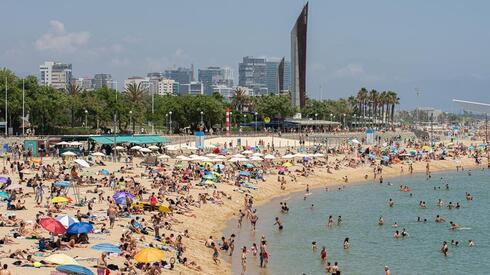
[264,154,275,160]
[294,153,307,158]
[56,215,79,228]
[131,146,142,150]
[215,155,226,159]
[61,151,77,157]
[140,148,152,153]
[282,154,295,159]
[242,150,254,154]
[249,156,263,161]
[189,154,200,159]
[74,159,90,168]
[92,152,105,157]
[229,157,248,162]
[56,141,69,146]
[206,153,218,157]
[166,146,178,151]
[115,146,125,150]
[148,145,159,150]
[313,153,324,157]
[252,152,263,157]
[5,183,23,190]
[350,139,361,144]
[232,154,246,158]
[158,154,171,159]
[69,141,83,146]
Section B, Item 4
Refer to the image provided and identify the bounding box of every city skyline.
[2,0,490,111]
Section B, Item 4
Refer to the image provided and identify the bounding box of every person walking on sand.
[212,243,220,264]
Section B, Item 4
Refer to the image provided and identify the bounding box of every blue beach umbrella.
[203,174,216,180]
[54,181,71,188]
[239,171,251,177]
[368,154,376,160]
[0,191,9,199]
[67,222,94,234]
[56,264,95,275]
[100,169,110,175]
[91,243,121,254]
[214,164,225,170]
[382,156,390,161]
[0,177,8,184]
[243,163,255,168]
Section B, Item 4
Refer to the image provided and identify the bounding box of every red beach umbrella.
[39,217,66,235]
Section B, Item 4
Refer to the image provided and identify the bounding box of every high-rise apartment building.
[124,76,150,92]
[291,2,308,109]
[164,67,193,85]
[180,81,203,95]
[93,74,113,89]
[73,77,94,91]
[265,58,291,93]
[238,57,268,96]
[39,61,72,90]
[198,67,234,95]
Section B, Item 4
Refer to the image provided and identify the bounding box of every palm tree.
[66,82,83,127]
[231,87,250,113]
[386,91,400,124]
[369,89,379,122]
[379,91,389,125]
[124,82,146,132]
[356,88,368,117]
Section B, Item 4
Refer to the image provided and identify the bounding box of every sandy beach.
[0,135,483,275]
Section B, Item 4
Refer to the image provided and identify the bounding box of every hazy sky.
[1,0,489,111]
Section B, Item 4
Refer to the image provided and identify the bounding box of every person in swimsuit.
[240,246,247,275]
[212,243,220,264]
[441,241,448,256]
[274,217,283,230]
[378,216,384,225]
[320,246,327,262]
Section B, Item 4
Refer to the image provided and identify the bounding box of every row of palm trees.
[348,88,400,123]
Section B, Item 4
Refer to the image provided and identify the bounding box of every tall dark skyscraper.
[277,57,285,93]
[291,2,308,109]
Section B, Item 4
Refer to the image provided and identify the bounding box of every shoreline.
[184,155,482,275]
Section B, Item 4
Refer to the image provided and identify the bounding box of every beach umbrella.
[140,148,152,153]
[0,177,8,183]
[74,159,90,168]
[232,154,246,158]
[249,156,263,161]
[91,243,121,254]
[157,154,171,159]
[214,164,225,170]
[206,153,218,157]
[5,183,22,190]
[46,254,79,265]
[278,167,287,172]
[294,153,307,158]
[264,154,275,160]
[350,139,361,144]
[115,146,125,150]
[203,174,216,180]
[131,146,142,150]
[185,145,198,150]
[165,146,178,151]
[0,191,9,199]
[382,156,390,161]
[100,169,110,175]
[56,141,70,146]
[148,145,159,150]
[303,156,312,161]
[242,150,254,154]
[252,152,263,157]
[239,171,251,177]
[368,154,376,160]
[56,264,94,275]
[67,222,94,234]
[51,197,70,203]
[282,154,294,159]
[215,155,226,159]
[134,247,165,263]
[282,162,293,168]
[69,142,83,146]
[56,215,80,228]
[39,217,66,235]
[20,169,34,174]
[174,163,184,169]
[313,153,324,157]
[243,163,255,168]
[113,191,135,200]
[91,152,105,157]
[54,181,71,188]
[62,151,77,157]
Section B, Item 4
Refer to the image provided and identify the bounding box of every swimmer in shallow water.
[435,215,445,223]
[388,198,394,207]
[378,216,384,225]
[441,241,448,256]
[449,221,460,230]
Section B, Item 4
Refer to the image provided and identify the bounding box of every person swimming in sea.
[311,241,317,251]
[337,216,342,226]
[392,222,398,228]
[468,240,475,247]
[388,198,394,207]
[327,215,334,227]
[274,217,283,230]
[435,215,445,223]
[437,199,444,207]
[393,230,401,238]
[320,246,327,262]
[449,221,460,230]
[441,241,448,256]
[378,216,384,225]
[343,238,350,249]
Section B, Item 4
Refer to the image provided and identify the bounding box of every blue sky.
[1,0,489,111]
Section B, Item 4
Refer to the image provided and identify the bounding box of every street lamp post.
[330,113,333,122]
[129,110,133,133]
[353,114,357,130]
[169,111,173,134]
[200,111,204,130]
[343,113,346,130]
[254,112,258,135]
[84,109,88,129]
[4,76,7,136]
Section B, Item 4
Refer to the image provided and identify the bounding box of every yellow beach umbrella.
[282,162,293,167]
[422,145,431,151]
[134,247,165,263]
[51,197,69,203]
[45,253,79,265]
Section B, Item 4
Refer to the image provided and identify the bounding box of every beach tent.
[0,177,8,183]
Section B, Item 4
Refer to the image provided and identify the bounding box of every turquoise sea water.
[224,169,490,275]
